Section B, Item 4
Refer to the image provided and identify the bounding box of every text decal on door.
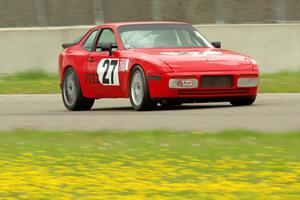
[97,58,120,86]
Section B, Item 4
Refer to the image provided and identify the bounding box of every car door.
[87,28,122,98]
[79,28,100,96]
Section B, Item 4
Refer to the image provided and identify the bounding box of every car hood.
[133,48,254,72]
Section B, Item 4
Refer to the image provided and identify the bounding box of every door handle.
[88,58,95,62]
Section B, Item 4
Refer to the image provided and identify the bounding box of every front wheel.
[62,68,95,111]
[129,66,157,111]
[229,96,256,106]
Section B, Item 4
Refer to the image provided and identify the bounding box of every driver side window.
[96,29,118,52]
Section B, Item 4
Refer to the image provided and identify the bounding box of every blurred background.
[0,0,300,27]
[0,0,299,74]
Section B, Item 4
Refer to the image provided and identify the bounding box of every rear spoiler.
[62,43,75,49]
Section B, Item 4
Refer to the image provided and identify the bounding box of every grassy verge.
[0,70,59,94]
[0,130,299,199]
[0,70,300,94]
[259,71,300,93]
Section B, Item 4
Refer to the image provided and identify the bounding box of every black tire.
[62,68,95,111]
[229,96,256,106]
[129,65,157,111]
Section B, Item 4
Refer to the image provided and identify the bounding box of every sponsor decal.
[119,58,129,72]
[85,73,99,84]
[160,50,222,56]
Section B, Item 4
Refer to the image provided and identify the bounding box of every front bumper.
[147,71,258,98]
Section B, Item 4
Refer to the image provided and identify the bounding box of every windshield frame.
[117,23,212,49]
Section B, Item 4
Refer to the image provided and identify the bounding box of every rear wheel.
[230,96,256,106]
[129,66,156,111]
[62,68,95,111]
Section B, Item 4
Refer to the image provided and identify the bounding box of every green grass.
[259,71,300,93]
[0,70,300,94]
[0,69,59,94]
[0,130,299,199]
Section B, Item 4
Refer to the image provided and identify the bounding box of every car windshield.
[118,24,212,49]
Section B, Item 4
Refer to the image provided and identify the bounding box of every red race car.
[59,22,259,111]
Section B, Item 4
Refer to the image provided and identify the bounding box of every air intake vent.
[200,75,233,88]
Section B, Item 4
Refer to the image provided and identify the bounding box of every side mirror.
[211,41,221,48]
[100,42,113,56]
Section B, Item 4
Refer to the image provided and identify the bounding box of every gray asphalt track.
[0,94,299,132]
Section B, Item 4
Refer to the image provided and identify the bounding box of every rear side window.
[83,30,98,51]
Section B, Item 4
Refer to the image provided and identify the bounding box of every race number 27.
[97,59,119,86]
